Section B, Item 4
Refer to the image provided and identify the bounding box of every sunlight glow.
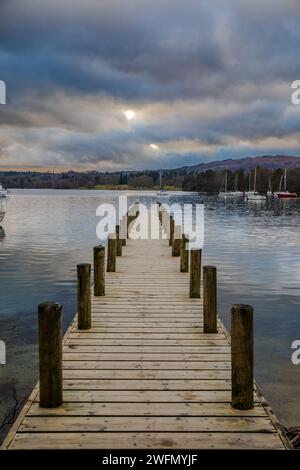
[124,110,135,120]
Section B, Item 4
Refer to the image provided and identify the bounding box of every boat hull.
[275,192,297,199]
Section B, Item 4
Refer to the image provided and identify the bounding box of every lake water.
[0,189,300,441]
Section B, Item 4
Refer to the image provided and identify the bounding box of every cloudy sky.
[1,0,300,171]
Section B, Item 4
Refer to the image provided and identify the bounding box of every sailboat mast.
[225,171,227,193]
[253,168,257,192]
[249,171,251,192]
[284,169,287,192]
[159,170,162,189]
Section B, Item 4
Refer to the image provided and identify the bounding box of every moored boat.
[275,169,297,198]
[244,168,266,201]
[0,184,8,198]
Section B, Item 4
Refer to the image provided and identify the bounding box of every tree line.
[1,167,300,192]
[182,168,300,194]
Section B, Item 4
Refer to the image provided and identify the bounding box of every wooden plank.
[62,369,232,379]
[61,379,231,390]
[9,432,285,449]
[19,416,275,433]
[65,338,228,346]
[64,345,231,354]
[62,360,231,369]
[34,390,260,403]
[28,401,268,417]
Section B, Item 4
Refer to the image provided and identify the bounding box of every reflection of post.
[0,340,6,365]
[0,80,6,105]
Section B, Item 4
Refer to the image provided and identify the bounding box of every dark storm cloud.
[1,0,300,169]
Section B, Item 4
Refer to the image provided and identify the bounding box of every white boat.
[0,184,8,198]
[157,170,169,196]
[219,172,243,198]
[245,169,266,201]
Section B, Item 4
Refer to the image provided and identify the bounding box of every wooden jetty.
[1,204,290,450]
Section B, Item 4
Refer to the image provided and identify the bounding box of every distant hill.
[179,155,300,173]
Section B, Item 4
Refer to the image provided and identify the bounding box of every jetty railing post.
[107,233,117,272]
[38,302,63,408]
[121,216,126,246]
[169,216,174,246]
[189,249,201,298]
[116,224,122,256]
[203,266,217,333]
[172,225,181,256]
[180,234,189,272]
[127,214,134,238]
[77,263,91,330]
[231,304,254,410]
[93,245,105,296]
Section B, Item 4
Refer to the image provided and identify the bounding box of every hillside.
[179,155,300,173]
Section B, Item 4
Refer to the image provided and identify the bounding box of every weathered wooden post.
[180,234,189,272]
[231,304,254,409]
[107,233,117,272]
[203,266,217,333]
[116,224,122,256]
[127,214,134,238]
[189,249,201,298]
[94,245,105,296]
[172,225,181,256]
[169,216,174,246]
[121,216,126,246]
[77,263,91,330]
[38,302,63,408]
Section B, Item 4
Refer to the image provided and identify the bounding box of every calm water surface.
[0,189,299,440]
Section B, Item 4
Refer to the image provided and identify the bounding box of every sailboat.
[157,170,168,196]
[244,168,266,201]
[275,169,297,198]
[219,172,243,198]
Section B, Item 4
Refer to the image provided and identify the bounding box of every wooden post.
[180,234,189,272]
[38,302,62,408]
[203,266,217,333]
[127,215,134,238]
[121,216,126,246]
[189,249,201,298]
[169,216,174,246]
[77,263,91,330]
[231,304,254,410]
[172,225,181,256]
[116,224,122,256]
[107,234,117,272]
[94,245,105,296]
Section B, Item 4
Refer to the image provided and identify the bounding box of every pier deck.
[2,236,288,449]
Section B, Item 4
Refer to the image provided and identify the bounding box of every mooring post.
[180,233,189,272]
[189,249,201,298]
[107,233,117,272]
[121,216,126,246]
[116,224,122,256]
[172,225,181,256]
[231,304,254,410]
[94,245,105,296]
[77,263,91,330]
[127,213,134,238]
[203,266,217,333]
[169,216,174,246]
[38,302,63,408]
